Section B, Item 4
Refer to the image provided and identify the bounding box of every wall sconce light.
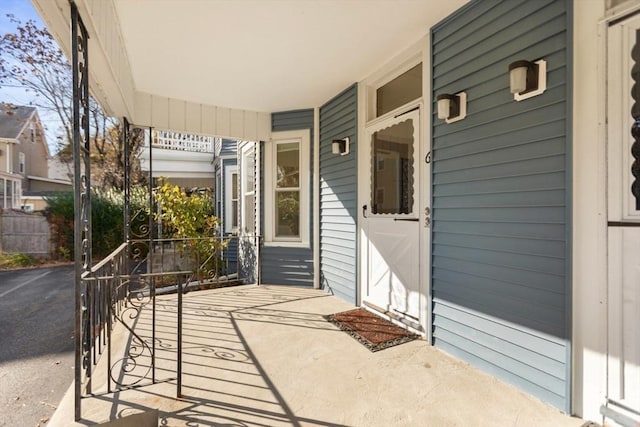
[332,137,349,156]
[508,59,546,101]
[436,92,467,124]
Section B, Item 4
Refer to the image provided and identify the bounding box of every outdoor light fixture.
[508,59,547,101]
[436,92,467,124]
[332,137,350,156]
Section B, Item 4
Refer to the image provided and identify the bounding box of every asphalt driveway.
[0,265,74,426]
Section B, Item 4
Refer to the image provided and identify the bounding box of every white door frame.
[599,6,640,425]
[356,38,431,336]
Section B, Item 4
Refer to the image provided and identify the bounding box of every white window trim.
[224,165,238,234]
[264,129,310,247]
[6,143,13,173]
[0,176,21,209]
[19,152,25,174]
[239,142,256,236]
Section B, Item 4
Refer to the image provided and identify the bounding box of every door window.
[370,118,415,215]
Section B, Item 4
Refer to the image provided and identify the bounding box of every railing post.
[71,1,91,421]
[123,118,131,276]
[177,273,183,398]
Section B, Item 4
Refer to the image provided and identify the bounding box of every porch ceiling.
[112,0,467,112]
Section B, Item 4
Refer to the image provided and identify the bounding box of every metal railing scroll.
[75,235,245,418]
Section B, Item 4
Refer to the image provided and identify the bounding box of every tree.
[0,15,73,149]
[0,15,144,190]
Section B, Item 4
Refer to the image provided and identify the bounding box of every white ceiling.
[113,0,467,113]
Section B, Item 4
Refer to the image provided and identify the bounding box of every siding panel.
[263,109,315,286]
[431,0,570,411]
[319,84,358,304]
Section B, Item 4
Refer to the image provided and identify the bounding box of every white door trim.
[357,38,431,336]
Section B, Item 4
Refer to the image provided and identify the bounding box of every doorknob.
[362,204,368,218]
[424,206,431,228]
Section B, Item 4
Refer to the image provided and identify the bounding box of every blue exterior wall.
[319,85,358,304]
[220,138,237,157]
[431,0,571,411]
[262,109,315,285]
[213,138,239,275]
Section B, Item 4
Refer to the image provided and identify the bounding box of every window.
[371,119,415,214]
[376,63,422,117]
[231,173,239,230]
[265,130,309,246]
[224,166,239,233]
[19,152,25,174]
[30,123,35,142]
[241,146,255,234]
[0,177,21,209]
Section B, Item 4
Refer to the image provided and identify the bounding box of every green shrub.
[45,187,150,260]
[0,253,38,268]
[153,179,225,280]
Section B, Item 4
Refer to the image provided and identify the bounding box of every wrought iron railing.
[76,235,253,406]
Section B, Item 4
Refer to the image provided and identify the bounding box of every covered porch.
[48,284,582,426]
[30,0,640,425]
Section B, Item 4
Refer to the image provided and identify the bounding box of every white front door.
[359,107,426,327]
[605,13,640,423]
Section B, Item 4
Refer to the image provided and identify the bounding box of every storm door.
[360,107,425,325]
[605,12,640,423]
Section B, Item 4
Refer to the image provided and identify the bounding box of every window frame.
[264,129,310,247]
[224,165,239,234]
[364,54,423,124]
[18,152,25,174]
[240,144,256,235]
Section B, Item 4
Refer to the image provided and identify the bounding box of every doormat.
[324,308,418,352]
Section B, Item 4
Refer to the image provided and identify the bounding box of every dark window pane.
[371,119,414,214]
[376,63,422,117]
[276,143,299,188]
[275,191,300,237]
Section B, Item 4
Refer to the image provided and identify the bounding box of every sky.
[0,0,64,153]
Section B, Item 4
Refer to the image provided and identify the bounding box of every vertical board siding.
[263,109,314,285]
[319,85,358,304]
[431,0,570,411]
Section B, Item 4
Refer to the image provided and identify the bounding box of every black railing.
[75,234,259,417]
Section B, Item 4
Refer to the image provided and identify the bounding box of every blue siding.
[220,138,237,157]
[262,109,314,285]
[319,85,358,304]
[222,236,238,275]
[431,0,571,411]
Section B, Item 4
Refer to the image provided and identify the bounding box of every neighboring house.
[48,155,73,182]
[0,103,70,211]
[139,128,216,190]
[34,0,640,425]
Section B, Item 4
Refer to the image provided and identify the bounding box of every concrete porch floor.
[48,284,585,426]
